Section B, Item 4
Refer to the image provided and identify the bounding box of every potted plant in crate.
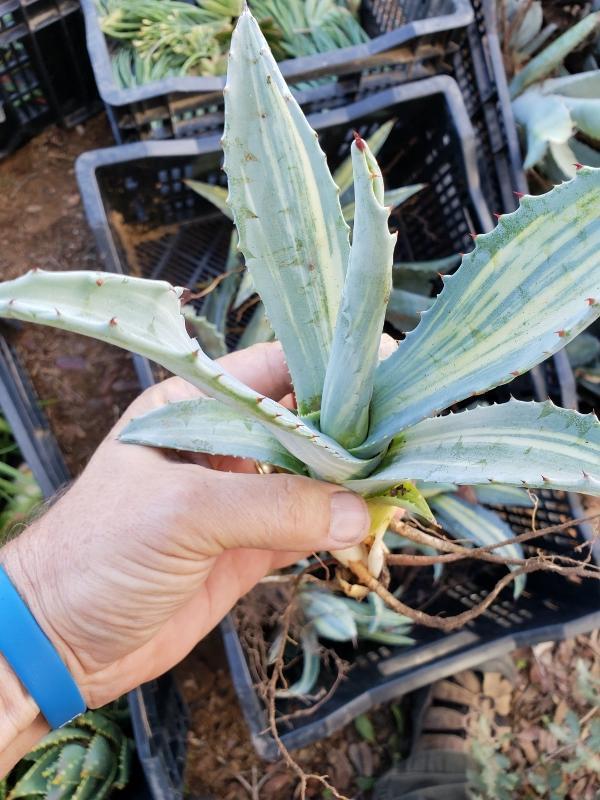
[0,4,598,750]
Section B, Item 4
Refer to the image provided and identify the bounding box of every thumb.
[184,469,370,555]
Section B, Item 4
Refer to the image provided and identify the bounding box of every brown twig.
[185,266,244,301]
[263,576,351,800]
[389,513,600,559]
[347,557,599,633]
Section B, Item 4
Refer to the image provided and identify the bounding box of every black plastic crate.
[76,75,493,344]
[448,0,526,214]
[0,329,69,497]
[80,0,473,143]
[0,0,99,159]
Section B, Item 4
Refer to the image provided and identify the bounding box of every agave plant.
[509,11,600,178]
[272,587,414,697]
[0,704,132,800]
[0,9,599,599]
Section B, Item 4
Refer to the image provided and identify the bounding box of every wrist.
[0,531,92,708]
[0,652,40,744]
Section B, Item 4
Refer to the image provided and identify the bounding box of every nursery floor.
[177,630,600,799]
[0,116,141,475]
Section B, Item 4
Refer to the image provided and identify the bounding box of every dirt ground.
[0,116,140,475]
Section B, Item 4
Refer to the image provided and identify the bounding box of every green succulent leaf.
[184,180,232,219]
[368,481,435,523]
[346,400,600,496]
[120,398,306,473]
[539,70,600,99]
[471,484,534,507]
[320,137,396,448]
[236,301,274,348]
[201,233,241,334]
[233,269,255,310]
[341,184,424,222]
[333,119,396,198]
[182,306,227,358]
[569,138,600,170]
[275,628,321,698]
[356,166,600,456]
[392,254,460,294]
[222,9,350,416]
[386,288,434,332]
[300,588,358,641]
[8,750,60,799]
[561,96,600,140]
[512,91,572,168]
[429,494,526,598]
[0,270,377,482]
[48,744,86,795]
[80,735,117,781]
[566,332,600,367]
[509,12,600,99]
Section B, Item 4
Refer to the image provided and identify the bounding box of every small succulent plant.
[0,9,598,599]
[272,587,414,697]
[0,704,132,800]
[508,11,600,178]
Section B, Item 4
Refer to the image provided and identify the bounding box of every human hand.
[0,342,369,722]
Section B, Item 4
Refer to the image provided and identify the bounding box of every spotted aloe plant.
[0,9,599,590]
[0,704,132,800]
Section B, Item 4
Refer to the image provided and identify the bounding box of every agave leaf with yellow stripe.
[429,493,526,598]
[354,166,600,457]
[346,400,600,496]
[120,398,306,473]
[222,9,350,416]
[320,136,396,448]
[0,270,378,482]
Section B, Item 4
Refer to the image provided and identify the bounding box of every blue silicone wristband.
[0,565,86,728]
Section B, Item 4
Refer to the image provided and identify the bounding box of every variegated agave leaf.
[386,288,433,332]
[120,398,306,473]
[223,9,350,416]
[320,135,396,448]
[236,301,274,349]
[182,306,227,358]
[346,400,600,496]
[184,180,232,219]
[274,627,321,699]
[0,270,377,482]
[355,166,600,456]
[512,90,573,169]
[471,484,534,507]
[429,493,526,598]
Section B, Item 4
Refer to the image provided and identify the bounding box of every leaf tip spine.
[352,130,366,151]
